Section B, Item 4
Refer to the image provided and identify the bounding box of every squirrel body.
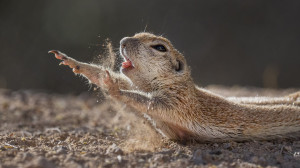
[49,33,300,142]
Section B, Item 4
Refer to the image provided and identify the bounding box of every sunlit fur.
[118,33,300,142]
[51,33,300,142]
[120,33,190,93]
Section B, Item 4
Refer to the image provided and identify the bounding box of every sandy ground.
[0,86,300,168]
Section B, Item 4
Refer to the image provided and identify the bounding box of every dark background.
[0,0,299,93]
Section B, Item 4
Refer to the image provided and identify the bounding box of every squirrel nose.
[120,37,138,48]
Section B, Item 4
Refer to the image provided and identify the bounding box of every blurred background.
[0,0,299,94]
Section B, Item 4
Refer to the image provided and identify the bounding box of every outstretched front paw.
[48,50,81,73]
[103,70,120,96]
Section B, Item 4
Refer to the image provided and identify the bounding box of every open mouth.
[121,48,134,69]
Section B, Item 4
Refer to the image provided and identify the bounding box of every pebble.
[106,143,123,155]
[152,154,169,163]
[257,156,267,166]
[213,143,219,148]
[138,158,145,162]
[22,152,34,161]
[223,143,232,150]
[117,155,122,162]
[56,146,68,154]
[251,156,259,163]
[284,146,292,153]
[209,149,222,155]
[192,149,204,165]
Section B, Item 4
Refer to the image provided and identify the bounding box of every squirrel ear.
[175,60,184,72]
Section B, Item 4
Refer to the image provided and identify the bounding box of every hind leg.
[228,95,300,107]
[287,91,300,101]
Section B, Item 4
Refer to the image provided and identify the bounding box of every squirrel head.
[119,32,192,92]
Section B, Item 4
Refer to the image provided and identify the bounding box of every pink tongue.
[122,60,132,68]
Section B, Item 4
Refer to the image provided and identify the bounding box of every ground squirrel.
[49,33,300,142]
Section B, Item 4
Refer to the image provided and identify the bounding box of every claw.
[105,70,110,77]
[48,50,68,60]
[48,50,59,55]
[72,68,79,73]
[103,70,111,85]
[49,50,81,73]
[103,70,120,96]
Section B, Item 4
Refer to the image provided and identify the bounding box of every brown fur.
[49,33,300,142]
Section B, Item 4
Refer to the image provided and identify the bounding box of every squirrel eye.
[151,45,167,52]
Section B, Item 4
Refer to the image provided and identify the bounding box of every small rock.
[138,158,145,162]
[223,143,232,150]
[284,146,292,153]
[117,155,122,162]
[209,149,222,155]
[22,152,34,161]
[213,143,219,148]
[250,156,259,163]
[56,146,68,154]
[152,154,168,163]
[158,148,173,155]
[106,143,123,155]
[173,149,183,157]
[257,156,267,166]
[192,149,204,165]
